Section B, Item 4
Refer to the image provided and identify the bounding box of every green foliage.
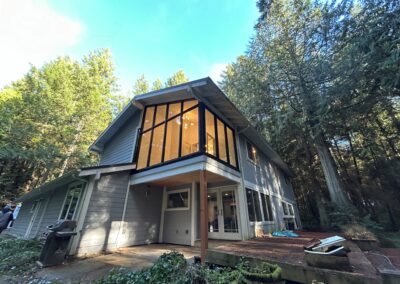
[222,0,400,231]
[165,70,189,87]
[132,74,149,95]
[0,49,124,203]
[94,252,283,284]
[238,260,282,283]
[0,236,42,276]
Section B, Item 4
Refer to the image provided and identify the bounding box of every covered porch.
[129,158,245,262]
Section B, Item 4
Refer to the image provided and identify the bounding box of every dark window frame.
[134,99,239,172]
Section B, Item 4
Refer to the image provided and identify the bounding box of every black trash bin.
[38,220,77,267]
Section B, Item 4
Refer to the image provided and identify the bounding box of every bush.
[238,260,282,283]
[94,252,283,284]
[0,236,42,275]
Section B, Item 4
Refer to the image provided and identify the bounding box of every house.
[7,78,300,260]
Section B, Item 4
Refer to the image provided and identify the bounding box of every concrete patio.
[34,244,200,283]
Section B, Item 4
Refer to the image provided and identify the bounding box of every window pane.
[168,102,181,118]
[205,110,216,156]
[246,188,255,222]
[288,204,294,216]
[253,191,263,221]
[155,104,167,125]
[181,108,199,156]
[137,131,151,169]
[60,191,73,219]
[260,193,269,221]
[217,119,227,162]
[164,116,181,161]
[149,124,165,166]
[143,106,155,131]
[260,193,273,221]
[226,127,237,167]
[247,141,257,163]
[282,202,289,215]
[167,191,189,209]
[183,99,198,111]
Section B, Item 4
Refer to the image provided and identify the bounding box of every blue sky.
[0,0,258,95]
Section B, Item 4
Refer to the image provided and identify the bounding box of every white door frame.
[207,186,241,240]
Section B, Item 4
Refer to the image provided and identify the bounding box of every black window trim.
[134,99,240,172]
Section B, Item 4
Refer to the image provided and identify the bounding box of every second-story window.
[137,99,200,170]
[136,99,238,170]
[246,141,258,164]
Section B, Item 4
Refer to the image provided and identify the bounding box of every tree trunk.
[59,121,83,176]
[314,133,350,207]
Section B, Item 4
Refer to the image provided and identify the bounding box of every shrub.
[238,260,282,283]
[342,223,377,240]
[0,236,42,275]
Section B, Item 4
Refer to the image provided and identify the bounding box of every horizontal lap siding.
[8,200,34,237]
[8,186,69,239]
[118,184,163,247]
[36,187,69,237]
[76,172,130,255]
[99,112,140,166]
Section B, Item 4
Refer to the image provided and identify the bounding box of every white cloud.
[209,63,227,84]
[0,0,84,87]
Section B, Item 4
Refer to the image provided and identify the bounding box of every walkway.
[35,244,199,283]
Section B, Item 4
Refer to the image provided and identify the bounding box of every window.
[204,109,237,168]
[60,183,84,220]
[226,127,237,167]
[246,141,258,164]
[246,188,262,222]
[137,100,199,170]
[282,202,289,215]
[205,110,216,156]
[217,119,227,162]
[136,100,239,170]
[166,189,189,210]
[260,193,274,221]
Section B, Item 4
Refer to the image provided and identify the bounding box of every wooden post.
[199,170,208,263]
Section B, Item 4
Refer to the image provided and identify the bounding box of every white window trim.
[245,140,260,167]
[58,182,85,221]
[164,188,190,211]
[281,201,295,218]
[246,186,275,225]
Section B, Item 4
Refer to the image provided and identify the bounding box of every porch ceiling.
[144,170,236,187]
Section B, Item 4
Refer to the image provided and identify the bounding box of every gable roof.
[91,77,292,176]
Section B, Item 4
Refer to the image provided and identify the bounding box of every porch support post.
[199,170,208,263]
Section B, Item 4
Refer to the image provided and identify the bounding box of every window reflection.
[181,108,199,156]
[205,110,216,155]
[136,99,238,170]
[217,119,227,162]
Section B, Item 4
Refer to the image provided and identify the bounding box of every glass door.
[207,187,240,240]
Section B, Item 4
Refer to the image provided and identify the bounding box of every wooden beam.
[199,170,208,263]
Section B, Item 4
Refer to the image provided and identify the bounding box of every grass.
[0,235,43,276]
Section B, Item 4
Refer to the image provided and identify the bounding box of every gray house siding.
[8,200,34,237]
[117,183,163,247]
[8,186,70,239]
[99,112,141,166]
[237,134,299,234]
[36,187,69,236]
[163,184,192,246]
[76,172,130,255]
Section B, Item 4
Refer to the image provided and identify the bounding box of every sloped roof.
[91,77,292,176]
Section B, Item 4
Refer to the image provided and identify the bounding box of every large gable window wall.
[136,99,238,170]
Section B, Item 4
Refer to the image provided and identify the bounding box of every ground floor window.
[247,188,275,223]
[282,201,296,230]
[59,183,84,220]
[166,189,190,210]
